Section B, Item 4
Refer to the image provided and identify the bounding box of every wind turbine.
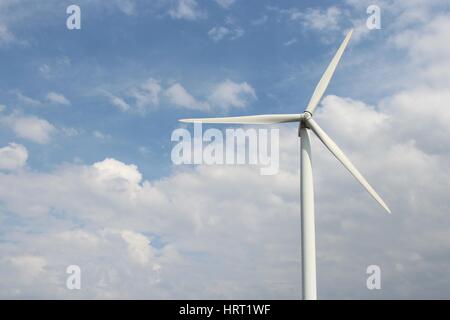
[179,29,391,300]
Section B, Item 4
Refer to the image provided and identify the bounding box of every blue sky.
[0,0,370,178]
[1,0,450,299]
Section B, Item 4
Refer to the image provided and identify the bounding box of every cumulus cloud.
[115,0,136,15]
[129,78,162,110]
[0,25,13,43]
[208,79,256,110]
[0,24,20,47]
[284,38,297,46]
[46,92,70,105]
[15,91,41,106]
[169,0,204,20]
[0,143,28,171]
[101,79,162,113]
[208,26,230,42]
[93,130,111,140]
[208,26,243,42]
[288,6,342,31]
[0,155,300,298]
[102,91,131,112]
[164,83,209,111]
[7,255,47,280]
[214,0,235,9]
[104,78,256,113]
[92,158,142,187]
[121,230,155,266]
[1,113,56,144]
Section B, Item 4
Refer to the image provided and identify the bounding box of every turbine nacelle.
[298,111,313,135]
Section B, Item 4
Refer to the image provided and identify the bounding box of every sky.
[0,0,450,299]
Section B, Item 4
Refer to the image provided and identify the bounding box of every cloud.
[93,130,111,140]
[284,38,297,46]
[164,83,209,111]
[169,0,204,21]
[290,6,342,31]
[102,91,131,112]
[0,104,5,112]
[0,24,15,45]
[208,79,256,110]
[1,113,56,144]
[0,143,28,171]
[0,155,299,298]
[208,26,243,42]
[46,92,70,105]
[251,14,268,26]
[38,58,71,79]
[115,0,136,15]
[214,0,236,9]
[15,91,41,106]
[208,26,230,42]
[93,158,142,186]
[121,230,156,266]
[129,78,162,111]
[6,255,47,280]
[104,78,256,113]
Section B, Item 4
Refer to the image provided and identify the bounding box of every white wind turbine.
[179,29,391,300]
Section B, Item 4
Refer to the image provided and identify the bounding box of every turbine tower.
[179,29,391,300]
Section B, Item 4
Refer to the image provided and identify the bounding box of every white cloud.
[208,79,256,110]
[103,91,131,112]
[46,92,70,105]
[115,0,135,15]
[251,14,268,26]
[92,158,142,186]
[138,146,151,156]
[121,230,155,266]
[208,26,230,42]
[165,83,209,111]
[93,130,111,140]
[105,78,255,113]
[129,78,162,111]
[0,24,16,47]
[0,104,5,112]
[0,143,28,171]
[284,38,297,46]
[15,91,41,106]
[61,127,79,137]
[214,0,235,9]
[39,64,51,79]
[38,58,71,79]
[7,255,46,280]
[290,6,342,31]
[1,113,56,144]
[169,0,204,21]
[208,26,243,42]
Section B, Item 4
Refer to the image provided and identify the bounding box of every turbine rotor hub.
[303,111,313,120]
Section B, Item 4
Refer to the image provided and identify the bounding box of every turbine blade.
[305,29,353,114]
[179,114,302,124]
[306,118,391,213]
